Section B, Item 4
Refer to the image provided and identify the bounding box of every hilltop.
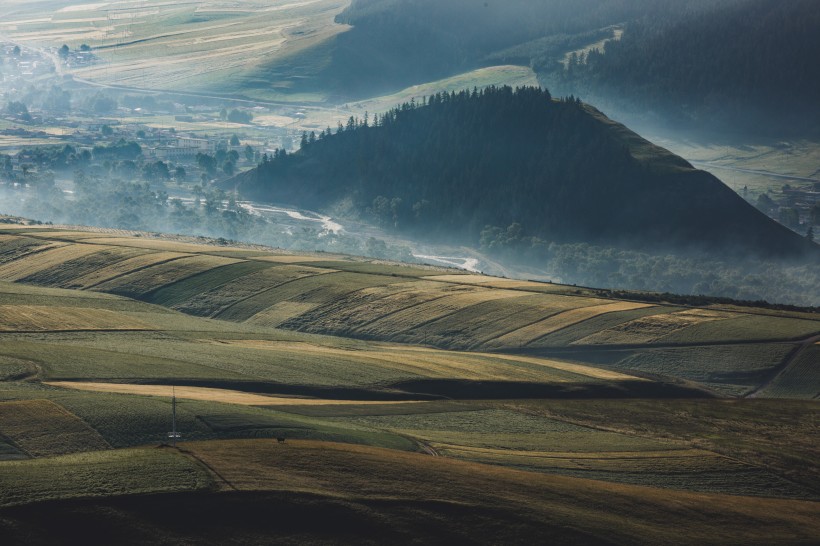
[230,86,816,258]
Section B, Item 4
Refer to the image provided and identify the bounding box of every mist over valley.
[0,2,818,544]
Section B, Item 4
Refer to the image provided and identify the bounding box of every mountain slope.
[230,86,816,258]
[550,0,820,135]
[259,0,743,101]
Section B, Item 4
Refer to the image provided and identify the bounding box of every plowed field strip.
[574,309,737,345]
[78,252,191,290]
[92,255,242,298]
[212,269,338,321]
[357,290,530,341]
[496,302,657,348]
[0,244,99,281]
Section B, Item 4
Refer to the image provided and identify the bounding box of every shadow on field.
[119,378,714,402]
[387,379,715,400]
[0,490,603,545]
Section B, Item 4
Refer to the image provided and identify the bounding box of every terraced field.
[0,224,817,530]
[0,227,817,396]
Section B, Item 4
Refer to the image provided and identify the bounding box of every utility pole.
[168,386,181,447]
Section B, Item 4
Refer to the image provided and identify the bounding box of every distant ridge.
[230,86,816,258]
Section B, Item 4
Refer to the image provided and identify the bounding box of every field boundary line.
[748,334,820,398]
[473,306,612,350]
[373,291,530,345]
[81,254,191,291]
[178,448,238,491]
[306,289,460,335]
[143,260,269,305]
[521,306,677,348]
[212,270,340,320]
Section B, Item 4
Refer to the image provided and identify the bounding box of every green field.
[0,225,817,542]
[0,448,211,507]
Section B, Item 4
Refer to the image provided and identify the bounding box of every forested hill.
[553,0,820,135]
[230,86,816,258]
[266,0,739,101]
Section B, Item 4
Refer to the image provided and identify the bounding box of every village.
[0,40,303,192]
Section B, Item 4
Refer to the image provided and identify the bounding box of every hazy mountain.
[259,0,741,101]
[549,0,820,136]
[229,86,815,258]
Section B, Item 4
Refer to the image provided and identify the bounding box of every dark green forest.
[258,0,818,137]
[551,0,820,135]
[232,86,814,258]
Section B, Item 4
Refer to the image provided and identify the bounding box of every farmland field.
[0,399,109,457]
[0,305,152,332]
[0,448,211,508]
[757,344,820,399]
[0,0,352,101]
[609,343,796,396]
[0,225,817,541]
[1,228,818,359]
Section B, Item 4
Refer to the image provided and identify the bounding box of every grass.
[214,271,409,321]
[0,448,212,508]
[0,280,171,313]
[0,399,109,457]
[0,305,152,332]
[0,339,240,381]
[331,288,529,345]
[573,308,738,345]
[612,343,795,396]
[484,301,655,348]
[661,314,820,343]
[244,301,318,327]
[180,439,820,544]
[0,380,416,452]
[0,244,102,281]
[533,305,684,346]
[0,227,818,539]
[92,254,242,299]
[66,251,191,289]
[213,339,639,384]
[508,398,820,498]
[173,263,333,317]
[19,247,147,288]
[144,260,274,307]
[759,345,820,399]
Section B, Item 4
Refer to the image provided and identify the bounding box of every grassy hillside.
[0,439,818,545]
[0,223,818,540]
